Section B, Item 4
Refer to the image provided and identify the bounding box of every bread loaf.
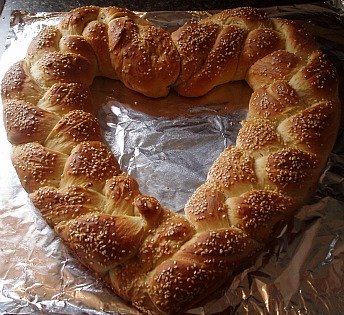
[2,6,340,314]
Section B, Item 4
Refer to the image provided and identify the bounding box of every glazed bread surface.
[2,6,341,315]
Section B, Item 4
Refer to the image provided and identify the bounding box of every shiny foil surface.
[0,3,344,314]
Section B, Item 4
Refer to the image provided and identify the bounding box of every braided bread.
[2,6,340,314]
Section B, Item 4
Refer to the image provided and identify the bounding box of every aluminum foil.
[0,3,344,314]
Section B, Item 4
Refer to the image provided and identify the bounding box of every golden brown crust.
[289,51,338,102]
[109,210,195,308]
[82,20,118,79]
[278,100,340,155]
[236,117,282,157]
[37,82,93,115]
[134,195,163,226]
[226,190,294,242]
[172,21,218,86]
[1,61,43,103]
[60,141,121,191]
[12,142,68,192]
[1,6,341,315]
[248,80,301,120]
[44,110,103,154]
[203,7,272,30]
[30,52,96,88]
[108,17,180,97]
[264,148,319,199]
[173,23,245,96]
[56,213,147,273]
[59,35,98,70]
[103,173,140,216]
[4,99,59,144]
[30,185,105,226]
[234,27,284,79]
[149,228,261,313]
[26,26,61,64]
[272,18,319,59]
[246,50,301,90]
[185,183,230,230]
[207,146,257,197]
[59,6,101,35]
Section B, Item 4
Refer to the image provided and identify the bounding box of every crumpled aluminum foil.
[0,3,344,314]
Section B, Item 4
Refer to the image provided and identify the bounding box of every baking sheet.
[0,3,344,314]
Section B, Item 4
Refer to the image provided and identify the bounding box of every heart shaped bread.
[2,6,340,314]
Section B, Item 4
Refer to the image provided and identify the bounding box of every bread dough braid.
[2,6,340,314]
